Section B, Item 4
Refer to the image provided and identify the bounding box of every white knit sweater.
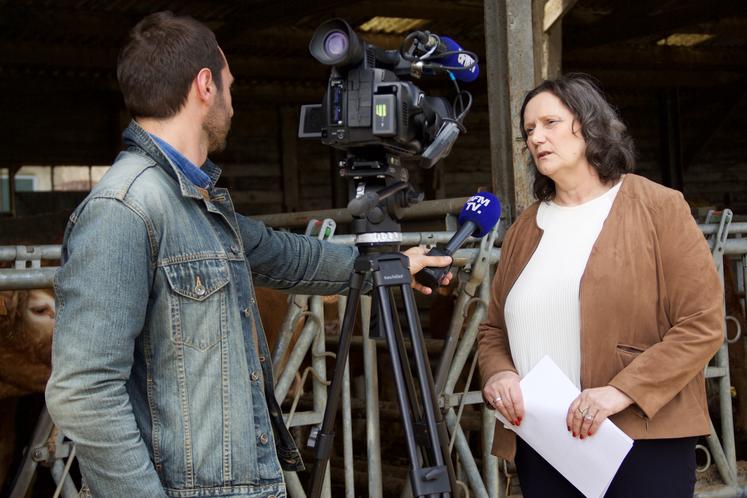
[504,180,622,388]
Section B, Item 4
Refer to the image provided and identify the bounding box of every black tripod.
[308,158,457,497]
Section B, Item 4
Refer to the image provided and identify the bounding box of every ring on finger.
[494,396,502,404]
[584,414,594,421]
[577,406,589,417]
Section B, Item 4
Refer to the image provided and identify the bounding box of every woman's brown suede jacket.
[477,174,724,459]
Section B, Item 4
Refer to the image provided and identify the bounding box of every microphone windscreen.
[440,36,480,83]
[458,193,501,238]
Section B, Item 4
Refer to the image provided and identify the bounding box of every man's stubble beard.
[204,95,231,154]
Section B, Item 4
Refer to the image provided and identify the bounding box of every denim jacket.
[45,121,357,498]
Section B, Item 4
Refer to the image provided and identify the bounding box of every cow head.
[0,289,55,398]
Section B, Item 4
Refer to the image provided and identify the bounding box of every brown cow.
[0,288,56,489]
[254,287,342,401]
[0,289,55,398]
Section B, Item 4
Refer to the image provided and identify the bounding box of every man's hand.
[403,246,452,295]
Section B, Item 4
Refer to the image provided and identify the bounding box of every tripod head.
[340,151,424,254]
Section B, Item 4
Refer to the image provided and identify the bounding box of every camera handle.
[308,252,456,498]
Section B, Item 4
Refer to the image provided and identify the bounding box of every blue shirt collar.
[149,133,212,190]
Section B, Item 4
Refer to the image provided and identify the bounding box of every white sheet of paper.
[495,356,633,498]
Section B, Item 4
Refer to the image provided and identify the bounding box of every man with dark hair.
[45,11,450,498]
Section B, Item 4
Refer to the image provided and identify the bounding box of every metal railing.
[2,206,746,497]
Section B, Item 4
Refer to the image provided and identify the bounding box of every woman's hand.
[567,386,634,438]
[483,371,524,426]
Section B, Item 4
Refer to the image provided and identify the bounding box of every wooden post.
[540,0,577,79]
[484,0,515,218]
[498,0,577,215]
[280,106,300,212]
[506,0,538,214]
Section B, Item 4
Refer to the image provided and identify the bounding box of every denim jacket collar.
[122,120,222,199]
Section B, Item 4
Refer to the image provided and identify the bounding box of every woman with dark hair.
[477,73,723,497]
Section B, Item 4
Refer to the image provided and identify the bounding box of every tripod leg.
[308,270,365,498]
[386,287,424,427]
[374,285,428,486]
[367,254,454,497]
[400,282,458,496]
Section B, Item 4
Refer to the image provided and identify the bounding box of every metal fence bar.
[706,211,738,486]
[275,317,320,405]
[695,485,747,498]
[3,212,747,498]
[0,246,501,291]
[701,222,747,236]
[0,245,61,262]
[254,197,470,229]
[482,405,501,498]
[338,296,355,498]
[446,408,490,498]
[0,267,57,289]
[49,458,78,498]
[360,294,383,498]
[272,294,307,373]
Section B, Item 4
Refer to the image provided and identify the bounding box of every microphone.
[414,192,501,290]
[435,36,480,83]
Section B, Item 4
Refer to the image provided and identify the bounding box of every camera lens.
[323,31,349,57]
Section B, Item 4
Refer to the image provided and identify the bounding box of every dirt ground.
[694,459,747,493]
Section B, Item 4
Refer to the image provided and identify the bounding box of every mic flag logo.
[375,104,387,117]
[459,192,500,237]
[457,53,478,75]
[465,194,492,215]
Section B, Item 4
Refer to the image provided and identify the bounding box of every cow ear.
[0,292,9,316]
[0,291,19,318]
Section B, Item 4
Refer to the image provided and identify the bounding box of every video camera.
[299,19,478,170]
[299,18,479,246]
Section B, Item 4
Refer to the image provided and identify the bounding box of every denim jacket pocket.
[162,258,229,351]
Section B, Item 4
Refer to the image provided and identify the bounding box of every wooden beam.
[0,40,331,83]
[561,68,744,89]
[0,5,134,41]
[543,0,578,32]
[218,0,483,46]
[566,0,744,49]
[332,0,483,22]
[0,41,115,70]
[564,45,747,70]
[532,0,545,82]
[215,0,351,45]
[536,0,571,84]
[227,190,283,205]
[543,22,563,79]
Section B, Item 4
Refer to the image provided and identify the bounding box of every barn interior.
[1,0,746,496]
[2,0,746,236]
